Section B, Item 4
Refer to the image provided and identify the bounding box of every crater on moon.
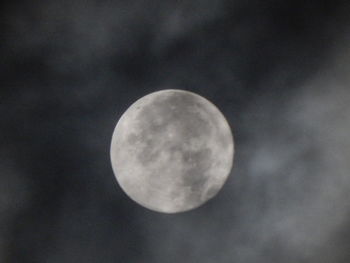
[110,89,234,213]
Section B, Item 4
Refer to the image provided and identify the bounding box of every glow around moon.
[110,89,234,213]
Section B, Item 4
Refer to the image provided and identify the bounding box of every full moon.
[110,89,234,213]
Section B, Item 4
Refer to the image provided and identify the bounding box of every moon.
[110,89,234,213]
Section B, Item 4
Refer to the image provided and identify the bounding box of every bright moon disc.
[110,90,234,213]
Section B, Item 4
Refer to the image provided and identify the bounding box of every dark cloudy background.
[2,0,350,262]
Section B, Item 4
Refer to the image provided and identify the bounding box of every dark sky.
[1,0,350,262]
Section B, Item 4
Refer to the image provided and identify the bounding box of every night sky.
[2,0,350,262]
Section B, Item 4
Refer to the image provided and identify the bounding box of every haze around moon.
[110,89,234,213]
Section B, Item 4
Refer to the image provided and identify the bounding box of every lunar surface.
[110,89,234,213]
